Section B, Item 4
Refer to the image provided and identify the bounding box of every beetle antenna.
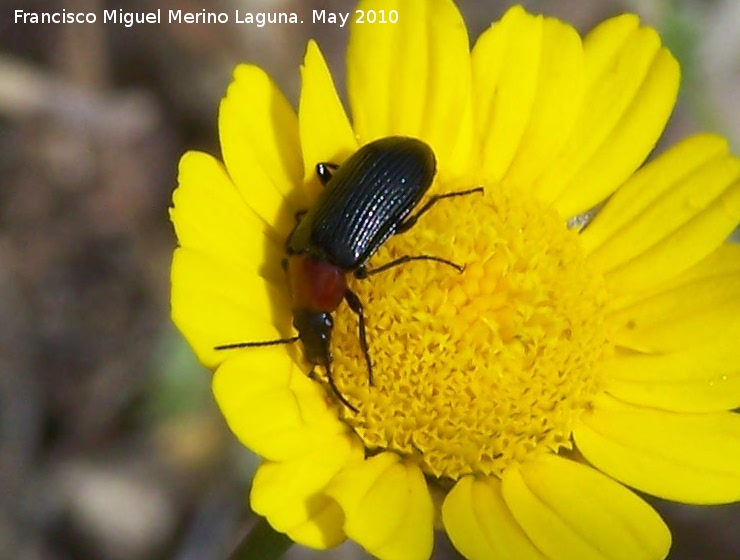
[214,336,299,350]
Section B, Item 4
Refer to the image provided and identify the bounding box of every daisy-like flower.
[170,1,740,559]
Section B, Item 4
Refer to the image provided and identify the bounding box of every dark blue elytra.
[287,136,437,270]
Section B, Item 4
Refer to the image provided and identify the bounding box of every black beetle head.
[292,308,333,366]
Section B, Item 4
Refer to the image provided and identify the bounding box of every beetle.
[216,136,482,411]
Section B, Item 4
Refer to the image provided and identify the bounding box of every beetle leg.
[285,211,308,251]
[396,187,484,234]
[316,162,340,186]
[357,255,464,278]
[323,362,359,412]
[344,288,374,386]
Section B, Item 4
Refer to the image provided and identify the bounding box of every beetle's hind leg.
[316,162,340,186]
[344,288,374,386]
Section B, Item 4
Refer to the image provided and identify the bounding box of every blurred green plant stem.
[229,516,293,560]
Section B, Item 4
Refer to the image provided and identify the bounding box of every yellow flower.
[170,1,740,559]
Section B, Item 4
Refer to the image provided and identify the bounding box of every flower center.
[326,182,611,480]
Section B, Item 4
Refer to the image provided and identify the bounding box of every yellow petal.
[502,456,671,560]
[606,329,740,413]
[298,40,358,198]
[650,239,740,286]
[171,249,292,370]
[347,0,473,181]
[472,6,543,184]
[581,13,639,79]
[531,16,679,216]
[213,351,346,461]
[472,7,586,193]
[482,11,585,192]
[538,13,643,200]
[279,495,345,550]
[605,182,740,295]
[582,134,740,294]
[219,64,303,234]
[250,434,364,548]
[581,135,728,257]
[609,248,740,353]
[171,151,284,282]
[575,395,740,504]
[326,453,434,560]
[442,475,545,560]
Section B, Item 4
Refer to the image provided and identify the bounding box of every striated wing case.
[288,137,437,269]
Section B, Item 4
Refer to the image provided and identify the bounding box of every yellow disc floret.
[326,182,611,480]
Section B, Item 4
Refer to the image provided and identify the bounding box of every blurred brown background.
[1,0,738,559]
